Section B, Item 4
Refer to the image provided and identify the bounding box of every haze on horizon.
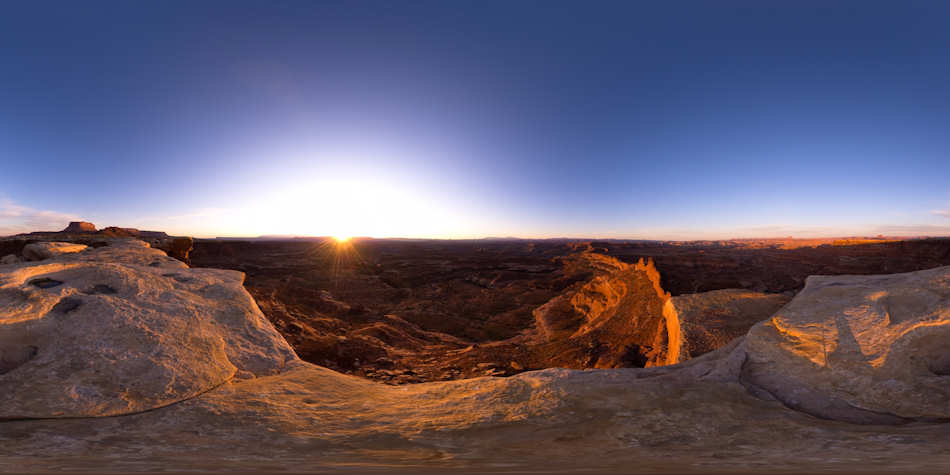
[2,1,949,240]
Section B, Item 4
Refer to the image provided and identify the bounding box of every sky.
[1,0,949,239]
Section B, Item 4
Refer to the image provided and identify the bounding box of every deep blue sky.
[2,1,948,238]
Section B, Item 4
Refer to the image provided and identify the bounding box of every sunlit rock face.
[530,253,680,368]
[529,255,791,369]
[0,239,296,418]
[21,241,88,261]
[741,266,950,423]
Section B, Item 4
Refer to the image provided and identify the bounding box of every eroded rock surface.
[740,266,950,423]
[0,245,949,472]
[21,242,88,261]
[527,253,680,368]
[0,240,296,418]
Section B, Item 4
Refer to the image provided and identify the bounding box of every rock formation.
[529,253,680,367]
[21,241,88,261]
[61,221,97,233]
[0,241,948,471]
[739,266,950,423]
[0,239,295,418]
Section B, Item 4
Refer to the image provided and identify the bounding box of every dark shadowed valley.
[189,237,950,384]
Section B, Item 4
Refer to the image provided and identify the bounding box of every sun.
[332,235,350,243]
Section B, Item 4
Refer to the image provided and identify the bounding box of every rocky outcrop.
[21,242,88,261]
[0,245,948,471]
[0,240,296,418]
[671,289,791,360]
[61,221,97,233]
[530,253,680,367]
[739,266,950,423]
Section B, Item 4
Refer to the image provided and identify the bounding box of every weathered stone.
[0,255,19,265]
[740,266,950,423]
[0,240,297,418]
[21,242,88,261]
[530,254,680,368]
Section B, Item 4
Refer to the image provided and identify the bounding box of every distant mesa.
[62,221,97,233]
[2,222,185,264]
[19,221,171,240]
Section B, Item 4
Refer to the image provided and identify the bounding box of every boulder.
[0,254,19,265]
[21,241,88,261]
[740,265,950,423]
[61,221,97,233]
[671,289,791,360]
[0,239,297,418]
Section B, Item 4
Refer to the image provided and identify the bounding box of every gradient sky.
[2,1,949,239]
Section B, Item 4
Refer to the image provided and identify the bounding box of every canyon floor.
[1,235,949,473]
[189,236,950,383]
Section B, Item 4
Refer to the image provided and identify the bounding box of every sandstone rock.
[61,221,97,233]
[0,254,19,265]
[0,239,297,418]
[531,253,679,368]
[1,251,949,471]
[671,289,791,360]
[740,265,950,423]
[21,241,88,261]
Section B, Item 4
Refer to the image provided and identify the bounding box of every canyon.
[1,230,949,472]
[189,236,949,383]
[0,235,948,472]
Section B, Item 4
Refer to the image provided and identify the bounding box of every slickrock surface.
[2,241,949,472]
[741,266,950,423]
[0,239,295,418]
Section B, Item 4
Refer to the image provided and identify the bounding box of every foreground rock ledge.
[741,266,950,423]
[0,240,295,418]
[1,241,949,472]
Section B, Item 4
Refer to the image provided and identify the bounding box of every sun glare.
[249,176,471,239]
